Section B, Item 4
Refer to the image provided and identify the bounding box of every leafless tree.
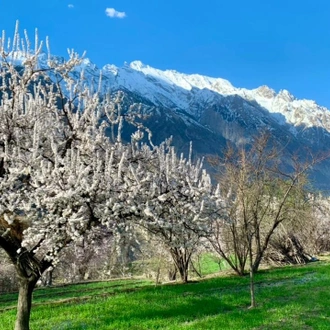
[208,131,316,307]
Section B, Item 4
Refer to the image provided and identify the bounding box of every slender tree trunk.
[180,267,188,283]
[252,251,263,273]
[168,267,177,281]
[190,260,202,278]
[176,260,188,283]
[248,241,256,309]
[15,276,38,330]
[155,266,161,285]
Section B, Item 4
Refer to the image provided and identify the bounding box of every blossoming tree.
[0,24,154,330]
[0,23,222,330]
[133,142,221,283]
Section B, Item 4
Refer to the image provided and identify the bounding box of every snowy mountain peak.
[103,64,118,74]
[277,89,294,102]
[5,52,330,134]
[255,85,276,99]
[98,60,330,132]
[129,60,149,70]
[121,60,236,96]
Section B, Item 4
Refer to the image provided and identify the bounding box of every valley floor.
[1,260,330,329]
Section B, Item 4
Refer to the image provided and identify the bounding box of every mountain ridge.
[6,52,330,190]
[99,59,330,135]
[9,51,330,134]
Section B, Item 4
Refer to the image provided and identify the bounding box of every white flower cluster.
[0,25,224,273]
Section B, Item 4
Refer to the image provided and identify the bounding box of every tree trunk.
[15,277,38,330]
[170,249,190,283]
[248,241,256,309]
[176,257,189,283]
[179,266,188,283]
[252,250,263,273]
[168,267,177,281]
[0,230,51,330]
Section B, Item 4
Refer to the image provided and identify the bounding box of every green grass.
[2,261,330,329]
[194,253,230,275]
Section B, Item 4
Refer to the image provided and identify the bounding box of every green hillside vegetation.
[1,259,330,330]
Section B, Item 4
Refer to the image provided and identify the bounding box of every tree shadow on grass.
[27,263,330,330]
[97,285,248,329]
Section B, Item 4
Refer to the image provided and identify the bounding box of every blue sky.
[1,1,330,106]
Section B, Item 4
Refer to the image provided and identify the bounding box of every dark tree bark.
[0,235,50,330]
[14,275,38,330]
[170,248,191,283]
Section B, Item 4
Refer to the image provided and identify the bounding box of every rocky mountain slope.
[96,60,330,189]
[11,53,330,190]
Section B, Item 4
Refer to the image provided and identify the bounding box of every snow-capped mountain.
[9,53,330,190]
[11,51,330,133]
[114,61,330,132]
[98,60,330,190]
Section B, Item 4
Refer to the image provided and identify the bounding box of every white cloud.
[105,8,126,19]
[68,4,74,8]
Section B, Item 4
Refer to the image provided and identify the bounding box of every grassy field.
[1,260,330,329]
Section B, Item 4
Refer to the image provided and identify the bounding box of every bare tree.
[208,132,315,307]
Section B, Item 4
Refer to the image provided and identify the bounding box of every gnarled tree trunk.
[13,249,46,330]
[14,275,38,330]
[0,235,49,330]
